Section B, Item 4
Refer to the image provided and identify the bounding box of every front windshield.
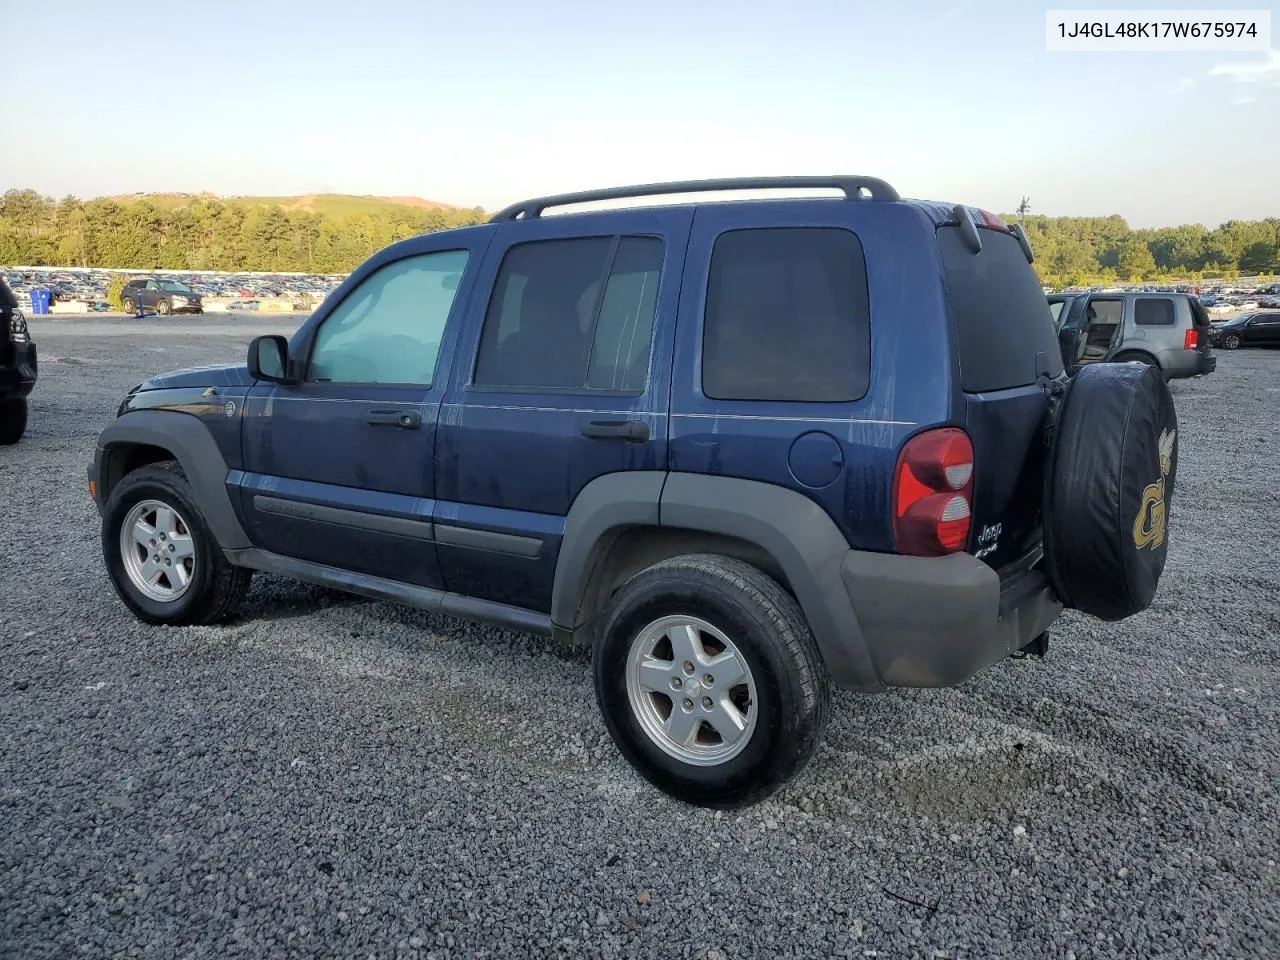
[159,281,193,293]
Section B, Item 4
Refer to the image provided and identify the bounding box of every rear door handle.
[580,419,650,443]
[367,409,422,429]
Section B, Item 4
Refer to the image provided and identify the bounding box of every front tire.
[102,462,251,625]
[0,398,28,445]
[1221,333,1240,350]
[156,299,171,316]
[593,554,829,808]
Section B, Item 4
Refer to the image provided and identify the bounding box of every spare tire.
[1043,362,1178,621]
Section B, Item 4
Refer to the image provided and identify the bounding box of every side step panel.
[228,548,553,637]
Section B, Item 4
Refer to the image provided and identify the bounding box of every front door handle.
[580,419,650,443]
[367,409,422,429]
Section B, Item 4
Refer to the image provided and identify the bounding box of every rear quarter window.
[938,226,1064,392]
[702,227,870,403]
[1135,298,1175,326]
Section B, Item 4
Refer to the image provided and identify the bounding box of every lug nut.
[682,662,695,675]
[703,674,714,687]
[682,698,694,712]
[165,558,172,566]
[670,677,683,690]
[169,544,176,553]
[702,696,713,710]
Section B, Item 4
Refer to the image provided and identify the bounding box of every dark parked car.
[88,176,1179,807]
[119,277,204,315]
[1209,311,1280,349]
[0,276,38,444]
[1048,291,1215,380]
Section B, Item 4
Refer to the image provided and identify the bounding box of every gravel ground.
[2,317,1277,959]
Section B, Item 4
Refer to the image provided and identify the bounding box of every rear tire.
[121,297,136,314]
[1113,352,1167,382]
[102,462,252,625]
[0,398,28,445]
[593,553,829,809]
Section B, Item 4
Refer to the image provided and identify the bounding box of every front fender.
[90,410,251,550]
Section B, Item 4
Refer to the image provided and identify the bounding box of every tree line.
[1,187,1277,284]
[0,189,489,275]
[1017,213,1280,287]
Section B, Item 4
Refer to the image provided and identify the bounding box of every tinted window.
[1189,297,1211,327]
[939,226,1064,392]
[1048,299,1067,325]
[702,227,870,402]
[587,238,664,392]
[474,236,663,392]
[1135,298,1175,326]
[308,249,469,385]
[145,280,159,290]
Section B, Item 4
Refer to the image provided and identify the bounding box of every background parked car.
[1048,291,1215,380]
[1209,311,1280,349]
[119,278,204,315]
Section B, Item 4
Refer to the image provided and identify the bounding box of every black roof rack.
[489,175,900,222]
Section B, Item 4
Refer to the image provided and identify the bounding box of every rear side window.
[1135,298,1175,326]
[939,226,1064,392]
[702,227,870,402]
[474,236,663,392]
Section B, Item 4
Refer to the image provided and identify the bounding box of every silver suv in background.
[1048,292,1216,380]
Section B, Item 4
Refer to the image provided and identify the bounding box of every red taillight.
[1184,328,1199,350]
[978,209,1009,231]
[893,428,974,557]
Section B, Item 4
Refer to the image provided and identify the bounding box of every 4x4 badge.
[1133,428,1176,551]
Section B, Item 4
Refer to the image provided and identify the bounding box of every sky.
[1,0,1277,228]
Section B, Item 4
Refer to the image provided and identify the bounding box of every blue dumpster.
[29,289,52,315]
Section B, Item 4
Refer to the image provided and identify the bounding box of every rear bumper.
[0,341,38,398]
[1159,348,1216,379]
[839,548,1063,688]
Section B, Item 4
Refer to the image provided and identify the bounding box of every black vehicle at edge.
[0,276,38,444]
[1209,311,1280,350]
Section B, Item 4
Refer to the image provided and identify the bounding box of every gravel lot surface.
[2,317,1277,959]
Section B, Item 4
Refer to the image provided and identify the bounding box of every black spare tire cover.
[1043,362,1178,621]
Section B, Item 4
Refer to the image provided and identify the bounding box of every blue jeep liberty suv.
[89,176,1178,807]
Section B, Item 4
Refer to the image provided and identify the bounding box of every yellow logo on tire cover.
[1133,428,1176,550]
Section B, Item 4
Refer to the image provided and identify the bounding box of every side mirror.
[247,335,294,383]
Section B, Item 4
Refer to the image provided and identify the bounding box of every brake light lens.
[978,209,1009,231]
[893,428,975,556]
[1184,328,1199,350]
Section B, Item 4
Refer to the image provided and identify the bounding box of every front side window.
[308,249,469,385]
[145,280,159,290]
[160,280,193,293]
[702,227,871,402]
[473,235,664,392]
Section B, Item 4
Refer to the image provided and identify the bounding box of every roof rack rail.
[489,175,901,222]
